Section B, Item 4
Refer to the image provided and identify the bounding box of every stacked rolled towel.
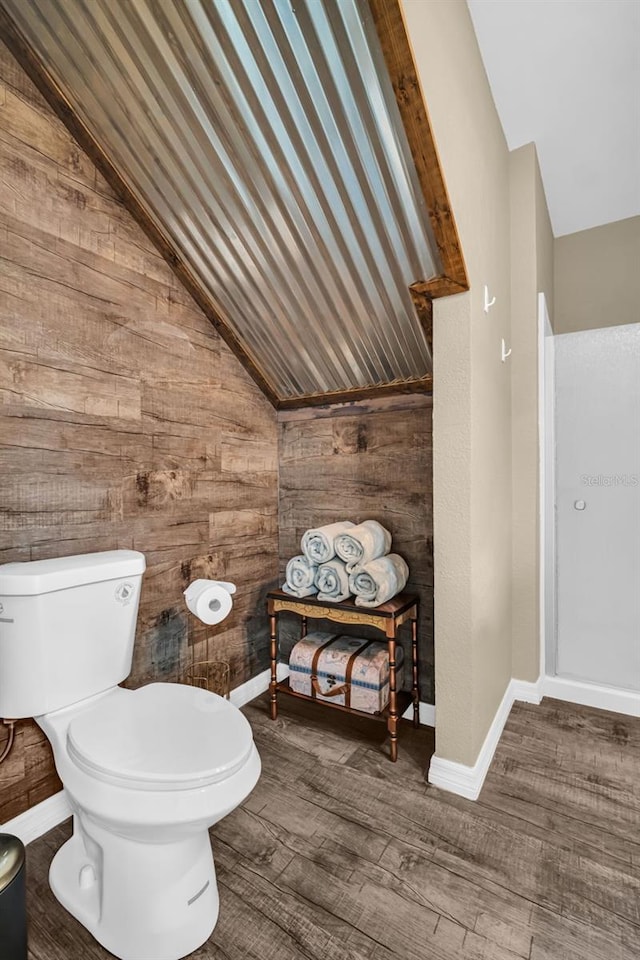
[316,558,350,603]
[284,519,409,606]
[282,555,318,598]
[335,519,392,572]
[349,554,409,608]
[301,520,355,565]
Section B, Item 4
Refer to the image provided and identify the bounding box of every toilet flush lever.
[574,500,586,511]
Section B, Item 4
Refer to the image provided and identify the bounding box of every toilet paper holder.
[184,579,236,598]
[183,579,236,625]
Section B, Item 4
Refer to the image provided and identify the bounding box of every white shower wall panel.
[555,323,640,692]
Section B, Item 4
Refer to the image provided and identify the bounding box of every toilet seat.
[66,683,254,791]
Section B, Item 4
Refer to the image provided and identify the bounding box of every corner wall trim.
[427,677,542,801]
[542,675,640,718]
[405,701,436,727]
[511,676,544,705]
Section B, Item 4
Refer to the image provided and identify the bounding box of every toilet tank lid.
[0,550,146,596]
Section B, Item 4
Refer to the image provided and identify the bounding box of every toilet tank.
[0,550,146,719]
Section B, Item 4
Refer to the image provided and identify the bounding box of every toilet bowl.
[0,550,262,960]
[39,683,261,960]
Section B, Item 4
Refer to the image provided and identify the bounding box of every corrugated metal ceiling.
[2,0,441,402]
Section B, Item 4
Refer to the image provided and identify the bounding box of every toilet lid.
[67,683,254,791]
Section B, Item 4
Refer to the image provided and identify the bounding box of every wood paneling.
[0,6,280,407]
[0,42,279,823]
[277,395,433,701]
[23,696,640,960]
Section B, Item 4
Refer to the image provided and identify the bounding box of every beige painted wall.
[510,143,554,683]
[403,0,513,766]
[554,217,640,333]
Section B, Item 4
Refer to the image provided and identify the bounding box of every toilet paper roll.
[183,579,235,625]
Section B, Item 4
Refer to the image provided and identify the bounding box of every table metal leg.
[411,614,420,728]
[269,612,278,720]
[388,637,398,762]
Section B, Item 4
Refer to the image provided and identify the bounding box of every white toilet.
[0,550,261,960]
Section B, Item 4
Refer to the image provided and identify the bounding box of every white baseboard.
[542,675,640,718]
[428,676,542,801]
[229,663,290,708]
[511,675,544,705]
[2,790,72,846]
[402,700,435,727]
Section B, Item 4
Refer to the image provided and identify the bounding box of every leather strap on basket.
[310,635,339,700]
[311,639,375,708]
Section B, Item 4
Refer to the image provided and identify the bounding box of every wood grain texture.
[23,696,640,960]
[277,391,432,423]
[278,396,433,700]
[0,7,280,407]
[0,41,279,823]
[276,377,432,411]
[368,0,468,297]
[410,289,433,357]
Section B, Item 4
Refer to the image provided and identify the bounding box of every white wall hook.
[501,338,512,362]
[484,285,496,313]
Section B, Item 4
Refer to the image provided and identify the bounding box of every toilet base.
[50,817,219,960]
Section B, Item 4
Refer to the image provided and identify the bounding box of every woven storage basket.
[182,660,230,699]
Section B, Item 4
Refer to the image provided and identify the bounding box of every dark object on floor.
[0,833,27,960]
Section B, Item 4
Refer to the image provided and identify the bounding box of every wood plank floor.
[24,695,640,959]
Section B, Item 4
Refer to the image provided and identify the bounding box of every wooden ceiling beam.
[276,376,432,412]
[368,0,469,300]
[409,290,433,359]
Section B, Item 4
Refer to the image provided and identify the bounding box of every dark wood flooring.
[24,695,640,959]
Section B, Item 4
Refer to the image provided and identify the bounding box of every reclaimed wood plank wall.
[278,394,434,702]
[0,43,279,823]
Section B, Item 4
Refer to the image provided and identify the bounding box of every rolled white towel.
[349,554,409,607]
[335,519,392,572]
[301,520,355,565]
[283,555,318,598]
[315,558,351,603]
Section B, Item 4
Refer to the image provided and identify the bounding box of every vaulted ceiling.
[0,0,466,407]
[467,0,640,237]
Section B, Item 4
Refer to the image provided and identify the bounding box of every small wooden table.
[267,589,420,761]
